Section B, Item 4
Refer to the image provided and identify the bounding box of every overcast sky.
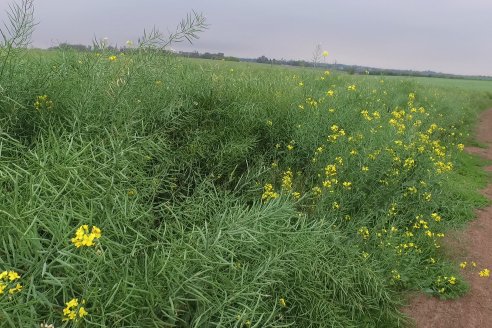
[1,0,491,76]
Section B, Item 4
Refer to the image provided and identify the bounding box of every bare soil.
[403,108,492,328]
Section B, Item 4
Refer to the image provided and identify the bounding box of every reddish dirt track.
[403,108,492,328]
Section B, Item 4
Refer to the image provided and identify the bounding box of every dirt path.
[404,108,492,328]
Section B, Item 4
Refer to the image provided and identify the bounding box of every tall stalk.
[0,0,36,80]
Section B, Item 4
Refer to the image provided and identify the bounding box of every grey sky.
[1,0,491,76]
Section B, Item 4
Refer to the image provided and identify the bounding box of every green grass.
[0,48,491,327]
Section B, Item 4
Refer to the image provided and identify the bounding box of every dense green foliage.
[0,49,491,327]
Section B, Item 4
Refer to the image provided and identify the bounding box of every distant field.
[1,49,492,327]
[387,75,492,92]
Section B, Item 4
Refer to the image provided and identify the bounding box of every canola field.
[1,49,492,327]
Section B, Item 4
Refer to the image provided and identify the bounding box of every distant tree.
[52,43,91,51]
[256,55,271,64]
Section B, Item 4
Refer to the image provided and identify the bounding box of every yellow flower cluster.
[281,169,293,191]
[71,225,102,248]
[63,298,88,321]
[0,270,22,296]
[327,125,346,142]
[391,269,401,281]
[435,275,459,294]
[261,184,279,202]
[360,110,381,121]
[34,95,54,110]
[358,226,370,240]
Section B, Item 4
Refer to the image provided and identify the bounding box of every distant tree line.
[178,51,240,62]
[45,43,491,81]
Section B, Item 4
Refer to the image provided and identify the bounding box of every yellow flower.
[431,213,442,222]
[7,271,20,281]
[79,307,88,317]
[34,95,54,110]
[459,261,467,269]
[281,169,293,191]
[108,55,117,61]
[261,184,279,202]
[311,186,322,196]
[325,164,337,177]
[347,84,356,91]
[0,270,22,296]
[358,226,370,240]
[279,298,287,307]
[63,298,88,321]
[71,225,102,248]
[479,268,490,277]
[326,89,334,97]
[8,283,22,294]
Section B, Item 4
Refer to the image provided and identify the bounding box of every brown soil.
[403,108,492,328]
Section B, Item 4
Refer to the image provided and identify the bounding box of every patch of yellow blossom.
[358,226,370,240]
[34,95,54,110]
[0,270,22,296]
[281,169,293,191]
[479,268,490,277]
[62,298,88,322]
[71,225,102,248]
[431,213,442,222]
[261,184,279,202]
